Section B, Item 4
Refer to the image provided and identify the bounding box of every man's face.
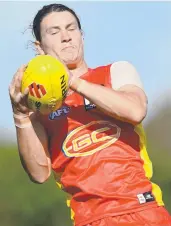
[39,11,84,67]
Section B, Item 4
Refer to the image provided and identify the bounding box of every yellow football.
[21,55,69,115]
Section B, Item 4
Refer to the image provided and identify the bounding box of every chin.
[62,51,79,62]
[64,58,79,68]
[66,62,78,69]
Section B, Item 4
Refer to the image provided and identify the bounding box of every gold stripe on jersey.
[134,124,164,206]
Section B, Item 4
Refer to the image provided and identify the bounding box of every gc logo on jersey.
[62,120,121,157]
[49,106,70,120]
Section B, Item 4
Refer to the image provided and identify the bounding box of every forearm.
[15,114,51,183]
[71,78,146,125]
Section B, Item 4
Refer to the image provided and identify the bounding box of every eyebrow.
[46,22,77,32]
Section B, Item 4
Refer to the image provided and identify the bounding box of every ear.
[34,41,45,55]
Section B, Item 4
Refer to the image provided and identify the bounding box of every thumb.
[23,87,29,96]
[21,87,29,100]
[21,88,29,107]
[21,87,29,99]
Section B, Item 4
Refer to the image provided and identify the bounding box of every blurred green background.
[0,145,72,226]
[1,105,171,226]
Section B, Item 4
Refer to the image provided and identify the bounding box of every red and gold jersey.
[39,64,164,226]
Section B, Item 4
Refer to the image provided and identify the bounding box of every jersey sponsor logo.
[49,106,70,120]
[84,98,96,111]
[28,82,46,98]
[137,191,155,204]
[62,120,121,157]
[83,84,104,111]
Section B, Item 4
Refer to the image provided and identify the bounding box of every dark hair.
[32,3,82,42]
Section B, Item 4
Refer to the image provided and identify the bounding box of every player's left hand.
[9,65,30,115]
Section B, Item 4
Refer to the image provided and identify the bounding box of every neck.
[67,60,88,78]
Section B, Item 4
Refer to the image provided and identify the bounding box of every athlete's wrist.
[13,111,33,129]
[13,115,32,128]
[70,77,86,93]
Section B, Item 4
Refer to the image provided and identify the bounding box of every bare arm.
[16,113,51,183]
[70,61,147,125]
[9,66,51,183]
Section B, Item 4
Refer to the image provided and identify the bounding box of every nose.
[61,30,71,43]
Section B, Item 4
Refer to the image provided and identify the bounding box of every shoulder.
[109,61,144,90]
[90,62,144,90]
[110,61,138,74]
[92,61,136,74]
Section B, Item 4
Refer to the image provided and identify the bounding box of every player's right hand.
[9,65,30,115]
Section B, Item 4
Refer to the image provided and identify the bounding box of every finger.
[17,64,27,73]
[21,88,29,101]
[13,74,22,94]
[11,71,18,85]
[17,65,27,81]
[11,64,27,86]
[9,77,18,99]
[9,86,15,100]
[13,65,27,93]
[23,87,29,96]
[8,83,14,94]
[15,92,22,104]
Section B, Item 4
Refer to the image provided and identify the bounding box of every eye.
[68,27,76,31]
[51,31,59,35]
[50,29,60,35]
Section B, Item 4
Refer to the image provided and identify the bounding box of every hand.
[9,65,30,115]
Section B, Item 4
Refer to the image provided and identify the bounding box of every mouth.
[62,46,75,51]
